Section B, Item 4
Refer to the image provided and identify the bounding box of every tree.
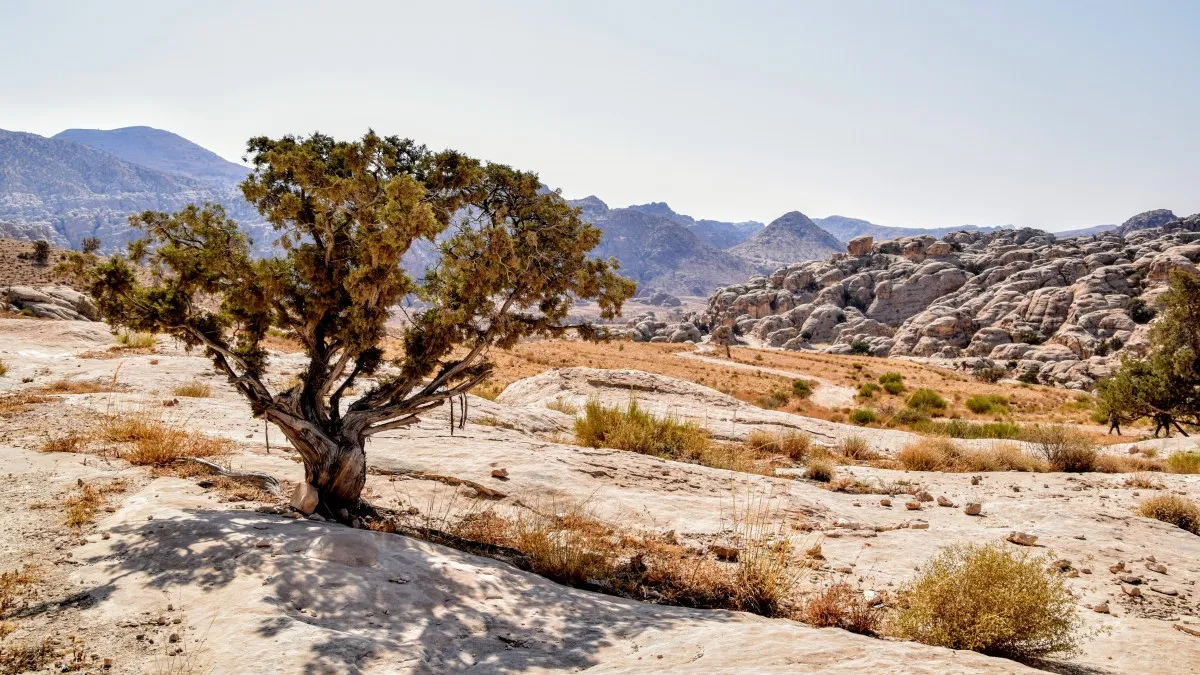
[1097,269,1200,433]
[81,236,102,255]
[80,132,635,519]
[32,240,50,265]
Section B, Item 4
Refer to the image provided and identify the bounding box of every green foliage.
[915,419,1023,440]
[906,388,947,412]
[849,408,877,425]
[81,236,101,255]
[574,399,710,460]
[756,390,790,409]
[32,240,50,265]
[1127,297,1156,324]
[1097,271,1200,428]
[972,366,1006,384]
[799,329,813,341]
[878,372,904,395]
[892,542,1082,658]
[1017,371,1040,385]
[790,378,814,399]
[856,382,880,399]
[71,131,634,509]
[965,394,1008,415]
[849,339,871,355]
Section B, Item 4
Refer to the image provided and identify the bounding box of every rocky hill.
[727,211,845,270]
[815,215,1004,243]
[55,126,249,188]
[626,201,765,249]
[0,129,268,254]
[567,196,761,296]
[701,212,1200,389]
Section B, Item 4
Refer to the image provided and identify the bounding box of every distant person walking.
[1107,411,1121,436]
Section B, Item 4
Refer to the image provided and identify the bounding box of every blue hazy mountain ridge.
[54,126,250,188]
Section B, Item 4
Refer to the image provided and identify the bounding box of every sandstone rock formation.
[1,284,99,320]
[702,213,1200,388]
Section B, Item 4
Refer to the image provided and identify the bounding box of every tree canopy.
[1097,269,1200,429]
[69,131,635,516]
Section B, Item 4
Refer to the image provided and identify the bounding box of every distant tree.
[81,236,102,255]
[1097,269,1200,434]
[32,240,50,265]
[78,132,634,519]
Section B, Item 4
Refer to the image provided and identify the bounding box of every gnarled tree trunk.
[266,411,369,520]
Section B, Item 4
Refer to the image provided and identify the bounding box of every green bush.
[849,340,871,355]
[972,367,1006,384]
[881,381,904,395]
[906,388,947,412]
[1023,425,1097,472]
[791,379,815,399]
[849,408,878,426]
[857,383,880,399]
[965,394,1009,415]
[756,390,790,409]
[1017,371,1040,385]
[889,407,931,427]
[916,419,1023,440]
[892,542,1082,658]
[878,372,903,385]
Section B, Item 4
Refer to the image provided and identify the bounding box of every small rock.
[909,520,929,530]
[915,491,933,502]
[1110,562,1126,573]
[1119,574,1143,585]
[1011,486,1020,493]
[1145,555,1156,562]
[167,604,173,611]
[1151,586,1178,596]
[307,513,326,522]
[168,633,179,644]
[254,540,271,548]
[1006,531,1038,546]
[101,532,110,540]
[103,657,113,669]
[1081,567,1092,574]
[491,468,509,479]
[879,498,892,507]
[1092,601,1110,614]
[1049,559,1072,572]
[963,503,982,516]
[290,482,319,515]
[1147,562,1168,574]
[1122,584,1142,598]
[905,501,921,511]
[970,475,981,485]
[936,496,954,507]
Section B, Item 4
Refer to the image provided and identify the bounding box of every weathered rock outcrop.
[1,284,99,321]
[701,214,1200,388]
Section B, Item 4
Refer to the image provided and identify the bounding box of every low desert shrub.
[575,400,711,462]
[965,394,1009,415]
[802,583,885,636]
[878,372,904,395]
[472,380,504,401]
[897,438,1047,473]
[1137,495,1200,534]
[545,397,579,415]
[857,383,880,399]
[173,380,212,398]
[63,482,128,528]
[791,379,815,399]
[849,340,871,355]
[745,430,811,461]
[1167,451,1200,474]
[1095,454,1164,473]
[838,434,873,460]
[897,438,959,471]
[917,419,1022,440]
[906,388,947,412]
[36,378,118,394]
[1023,425,1096,472]
[889,407,930,427]
[756,389,790,410]
[1123,473,1165,490]
[804,459,836,482]
[40,432,89,454]
[891,542,1082,658]
[849,408,877,426]
[115,331,155,349]
[972,367,1006,384]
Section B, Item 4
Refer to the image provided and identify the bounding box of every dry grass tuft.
[1096,454,1164,473]
[63,480,127,529]
[0,639,55,674]
[103,414,233,468]
[1167,451,1200,474]
[545,397,579,415]
[891,542,1082,658]
[837,434,874,461]
[802,583,886,635]
[1137,494,1200,534]
[804,459,836,482]
[1123,473,1165,490]
[896,438,1048,473]
[35,378,119,395]
[0,564,40,617]
[116,330,156,349]
[40,431,90,454]
[745,430,812,461]
[0,392,52,417]
[172,380,212,398]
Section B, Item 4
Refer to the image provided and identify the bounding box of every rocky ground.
[1,317,1199,673]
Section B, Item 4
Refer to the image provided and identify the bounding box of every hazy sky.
[3,0,1198,230]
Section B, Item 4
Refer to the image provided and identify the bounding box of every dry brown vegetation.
[0,392,52,417]
[896,438,1048,473]
[63,480,127,529]
[388,499,798,617]
[101,415,233,469]
[34,377,121,395]
[1137,495,1200,535]
[802,583,886,636]
[890,542,1082,658]
[172,380,212,398]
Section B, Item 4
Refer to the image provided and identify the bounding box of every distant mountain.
[1053,223,1117,238]
[0,129,266,253]
[627,202,764,249]
[568,197,759,296]
[728,211,845,270]
[814,215,1004,244]
[54,126,249,188]
[1116,209,1177,237]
